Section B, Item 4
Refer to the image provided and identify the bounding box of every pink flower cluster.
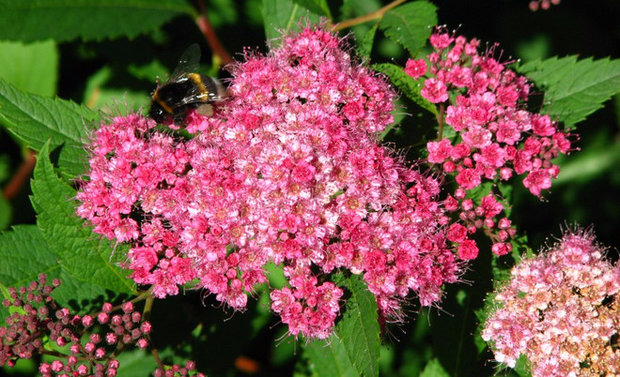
[77,27,461,338]
[482,230,620,376]
[405,30,572,257]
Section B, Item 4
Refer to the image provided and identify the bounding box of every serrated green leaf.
[31,141,135,295]
[0,194,10,230]
[357,23,378,60]
[0,0,194,43]
[262,0,322,42]
[0,40,58,97]
[419,358,450,377]
[0,225,59,294]
[0,225,125,323]
[379,1,437,56]
[0,79,99,178]
[372,62,437,115]
[518,56,620,127]
[0,225,57,323]
[304,275,380,377]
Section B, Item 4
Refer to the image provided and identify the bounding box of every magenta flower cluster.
[482,230,620,376]
[405,29,571,258]
[76,27,462,339]
[0,275,151,377]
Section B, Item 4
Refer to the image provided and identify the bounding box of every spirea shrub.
[1,2,617,376]
[76,27,462,339]
[482,230,620,376]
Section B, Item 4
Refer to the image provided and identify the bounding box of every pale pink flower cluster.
[77,27,461,339]
[405,30,572,257]
[482,230,620,376]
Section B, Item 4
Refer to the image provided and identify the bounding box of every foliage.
[0,0,618,376]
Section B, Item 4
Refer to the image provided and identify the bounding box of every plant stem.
[142,290,155,322]
[436,103,445,140]
[194,0,234,66]
[152,349,164,370]
[330,0,406,31]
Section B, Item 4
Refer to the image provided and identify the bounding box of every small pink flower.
[456,168,481,190]
[426,139,453,163]
[447,223,467,242]
[421,78,449,103]
[462,125,492,149]
[457,239,479,260]
[523,169,552,196]
[531,114,555,136]
[404,58,427,79]
[430,32,454,49]
[480,194,503,218]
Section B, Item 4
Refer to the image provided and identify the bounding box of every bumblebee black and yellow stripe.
[152,91,174,114]
[187,73,210,100]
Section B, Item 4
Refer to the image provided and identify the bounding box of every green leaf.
[496,182,514,217]
[465,181,493,203]
[340,0,381,18]
[83,66,150,115]
[0,0,194,43]
[0,225,58,323]
[379,0,437,56]
[554,130,620,185]
[419,358,450,377]
[304,275,380,377]
[293,0,331,18]
[518,56,620,127]
[262,0,322,42]
[0,79,99,178]
[0,40,58,97]
[356,23,378,60]
[372,62,437,115]
[115,349,157,377]
[31,141,135,295]
[0,225,125,323]
[0,194,10,230]
[0,225,59,293]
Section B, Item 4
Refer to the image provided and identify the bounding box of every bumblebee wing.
[169,43,201,81]
[177,76,226,106]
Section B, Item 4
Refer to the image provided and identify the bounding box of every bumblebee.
[149,44,227,123]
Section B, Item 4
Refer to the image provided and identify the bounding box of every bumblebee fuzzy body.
[149,44,226,123]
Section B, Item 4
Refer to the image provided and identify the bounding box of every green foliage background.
[0,0,617,376]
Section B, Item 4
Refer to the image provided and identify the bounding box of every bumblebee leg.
[172,107,187,124]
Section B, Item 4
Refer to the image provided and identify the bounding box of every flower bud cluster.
[0,274,152,376]
[406,29,572,257]
[529,0,561,11]
[153,360,205,377]
[482,230,620,376]
[77,27,462,338]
